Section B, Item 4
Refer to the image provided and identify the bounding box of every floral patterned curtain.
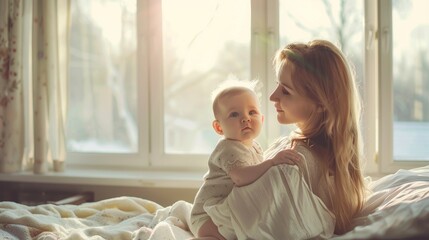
[0,0,24,173]
[0,0,68,174]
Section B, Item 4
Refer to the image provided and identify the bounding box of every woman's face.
[269,62,317,129]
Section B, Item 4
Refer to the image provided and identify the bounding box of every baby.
[189,80,302,239]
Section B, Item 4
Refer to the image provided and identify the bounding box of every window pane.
[278,0,364,136]
[392,0,429,161]
[162,0,251,154]
[67,0,137,153]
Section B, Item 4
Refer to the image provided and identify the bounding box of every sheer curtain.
[0,0,68,174]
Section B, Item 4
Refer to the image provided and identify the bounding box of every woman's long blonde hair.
[273,40,366,234]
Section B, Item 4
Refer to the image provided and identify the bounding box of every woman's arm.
[229,149,302,187]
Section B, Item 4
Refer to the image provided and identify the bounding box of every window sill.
[0,165,205,189]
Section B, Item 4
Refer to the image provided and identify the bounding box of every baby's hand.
[269,149,303,166]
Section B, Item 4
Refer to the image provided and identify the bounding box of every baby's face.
[215,91,263,145]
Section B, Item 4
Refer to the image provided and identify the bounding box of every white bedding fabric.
[331,165,429,239]
[1,165,429,240]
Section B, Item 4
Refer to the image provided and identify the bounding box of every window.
[149,0,252,168]
[379,0,429,172]
[68,0,138,154]
[66,0,429,174]
[67,0,145,167]
[67,0,253,168]
[161,0,250,155]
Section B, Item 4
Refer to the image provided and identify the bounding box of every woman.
[204,39,367,239]
[269,39,366,234]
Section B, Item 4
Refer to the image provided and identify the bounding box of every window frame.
[362,0,379,175]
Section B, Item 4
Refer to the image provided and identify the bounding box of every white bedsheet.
[332,165,429,239]
[1,165,429,239]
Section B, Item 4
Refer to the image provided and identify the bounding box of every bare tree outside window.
[278,0,364,136]
[162,0,251,154]
[67,0,137,153]
[392,0,429,160]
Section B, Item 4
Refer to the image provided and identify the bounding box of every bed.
[1,165,428,240]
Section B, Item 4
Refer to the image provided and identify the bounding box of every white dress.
[206,136,336,240]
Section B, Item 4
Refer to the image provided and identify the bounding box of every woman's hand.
[269,149,303,166]
[229,149,304,187]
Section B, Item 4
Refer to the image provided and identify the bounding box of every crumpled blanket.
[0,196,194,240]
